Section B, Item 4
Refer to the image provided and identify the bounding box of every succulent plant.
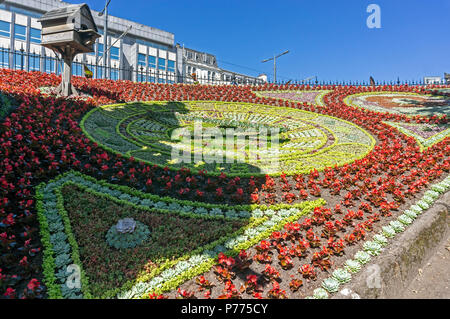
[403,209,418,220]
[322,278,340,293]
[363,241,382,256]
[312,288,329,299]
[106,221,150,249]
[332,268,352,284]
[389,220,405,233]
[410,205,423,214]
[382,225,396,238]
[344,259,362,273]
[373,234,388,247]
[354,251,371,265]
[416,200,430,210]
[398,214,413,225]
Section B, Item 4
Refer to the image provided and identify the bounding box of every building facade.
[423,76,442,85]
[0,0,265,85]
[177,45,265,85]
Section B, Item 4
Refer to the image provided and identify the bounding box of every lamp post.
[98,0,111,79]
[261,50,289,83]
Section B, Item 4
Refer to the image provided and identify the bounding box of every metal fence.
[0,47,448,87]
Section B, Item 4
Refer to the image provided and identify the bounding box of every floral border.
[383,121,450,152]
[36,170,325,299]
[253,90,333,107]
[343,91,450,118]
[307,175,450,299]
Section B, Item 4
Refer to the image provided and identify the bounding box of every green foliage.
[106,222,151,249]
[0,92,16,120]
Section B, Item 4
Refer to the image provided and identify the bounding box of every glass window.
[137,73,146,82]
[148,55,156,68]
[111,69,119,80]
[0,48,9,68]
[138,53,146,66]
[29,53,40,71]
[167,60,175,73]
[56,61,62,75]
[135,38,169,51]
[45,57,55,73]
[110,47,120,60]
[72,62,82,76]
[30,28,41,43]
[9,6,41,19]
[158,58,166,71]
[14,24,26,41]
[14,50,25,69]
[148,76,155,83]
[97,43,104,56]
[97,67,103,79]
[0,20,10,38]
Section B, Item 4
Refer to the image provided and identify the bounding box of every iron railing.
[0,47,448,87]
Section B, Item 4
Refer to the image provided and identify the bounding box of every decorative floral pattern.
[309,175,450,299]
[36,171,324,299]
[254,90,332,107]
[0,68,448,299]
[384,121,450,151]
[345,92,450,117]
[82,101,375,176]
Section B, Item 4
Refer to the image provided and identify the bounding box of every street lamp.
[261,50,289,83]
[98,0,111,79]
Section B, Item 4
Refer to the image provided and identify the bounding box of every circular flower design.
[344,92,450,117]
[82,101,375,176]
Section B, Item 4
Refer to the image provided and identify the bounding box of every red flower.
[27,279,40,291]
[3,287,16,299]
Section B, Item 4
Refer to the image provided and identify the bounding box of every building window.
[14,50,25,69]
[0,20,10,38]
[30,28,41,43]
[158,57,166,71]
[14,24,26,41]
[111,69,119,80]
[0,48,9,68]
[29,52,40,71]
[110,47,120,60]
[97,43,104,56]
[167,60,175,73]
[96,67,102,79]
[148,55,156,68]
[137,72,147,82]
[72,62,83,76]
[45,57,55,73]
[138,53,146,66]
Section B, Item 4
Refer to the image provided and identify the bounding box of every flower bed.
[81,101,375,176]
[344,91,450,117]
[253,90,332,107]
[0,68,449,299]
[36,171,323,298]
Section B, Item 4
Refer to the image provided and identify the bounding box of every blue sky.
[68,0,450,82]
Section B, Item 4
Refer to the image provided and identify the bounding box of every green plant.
[106,222,151,249]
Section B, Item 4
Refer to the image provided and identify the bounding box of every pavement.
[399,235,450,299]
